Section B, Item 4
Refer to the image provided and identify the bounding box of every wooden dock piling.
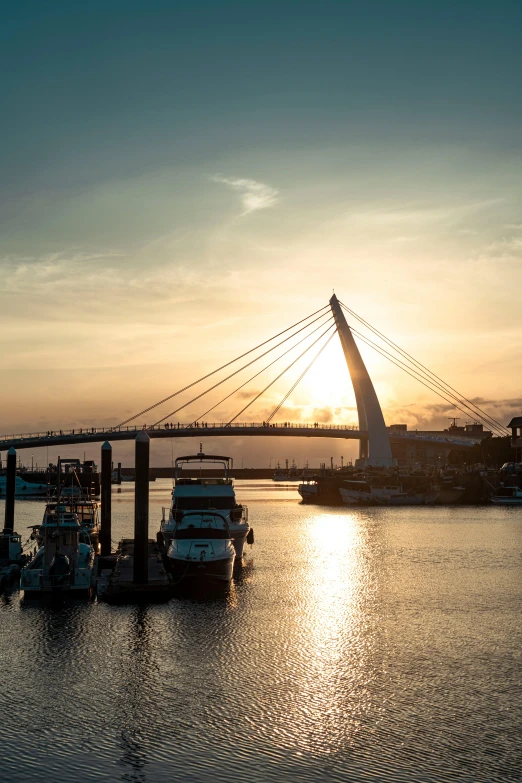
[133,431,150,584]
[100,441,112,555]
[3,447,16,534]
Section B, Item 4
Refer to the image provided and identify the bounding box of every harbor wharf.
[98,538,172,603]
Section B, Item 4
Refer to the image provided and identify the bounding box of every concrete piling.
[133,431,150,584]
[100,441,112,555]
[3,447,16,534]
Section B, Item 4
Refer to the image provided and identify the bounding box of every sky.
[1,0,522,467]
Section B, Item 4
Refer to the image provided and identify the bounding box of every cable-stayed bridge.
[1,295,506,459]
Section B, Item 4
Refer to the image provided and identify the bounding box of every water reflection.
[285,511,375,755]
[1,490,521,783]
[118,607,153,782]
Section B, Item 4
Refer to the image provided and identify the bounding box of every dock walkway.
[99,538,172,603]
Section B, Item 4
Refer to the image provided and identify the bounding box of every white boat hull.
[166,539,235,583]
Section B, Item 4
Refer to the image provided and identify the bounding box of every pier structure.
[99,432,172,603]
[3,448,16,534]
[100,442,112,556]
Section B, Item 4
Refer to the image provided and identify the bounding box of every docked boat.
[0,475,48,496]
[490,486,522,505]
[21,506,95,597]
[0,527,29,593]
[298,480,318,502]
[273,460,301,482]
[32,491,101,552]
[272,461,288,481]
[159,449,251,558]
[165,511,235,584]
[339,480,404,506]
[340,479,438,506]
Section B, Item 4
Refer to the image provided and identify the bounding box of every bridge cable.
[114,304,330,429]
[345,321,508,438]
[347,323,508,438]
[266,328,338,423]
[339,300,509,436]
[226,322,337,425]
[191,318,336,425]
[348,326,507,438]
[150,314,335,427]
[339,301,510,436]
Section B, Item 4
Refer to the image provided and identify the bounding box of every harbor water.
[1,480,521,782]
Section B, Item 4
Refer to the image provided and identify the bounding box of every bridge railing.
[0,421,361,444]
[0,422,483,446]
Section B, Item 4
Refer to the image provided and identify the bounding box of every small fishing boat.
[0,527,29,594]
[272,460,301,481]
[490,486,522,505]
[32,492,101,552]
[21,506,95,598]
[298,480,318,502]
[165,511,236,584]
[159,448,251,558]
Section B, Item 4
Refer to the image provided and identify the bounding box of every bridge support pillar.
[330,295,396,467]
[133,431,150,584]
[100,441,112,556]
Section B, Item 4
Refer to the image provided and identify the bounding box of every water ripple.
[0,486,521,782]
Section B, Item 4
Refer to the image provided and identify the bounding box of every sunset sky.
[2,0,521,466]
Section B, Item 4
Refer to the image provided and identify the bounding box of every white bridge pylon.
[330,294,396,467]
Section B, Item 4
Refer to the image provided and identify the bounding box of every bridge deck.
[0,422,479,450]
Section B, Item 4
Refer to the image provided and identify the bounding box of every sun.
[299,340,356,415]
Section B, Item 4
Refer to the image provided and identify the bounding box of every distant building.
[444,422,492,438]
[387,421,490,468]
[508,417,522,451]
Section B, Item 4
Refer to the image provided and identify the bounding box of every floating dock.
[98,538,172,603]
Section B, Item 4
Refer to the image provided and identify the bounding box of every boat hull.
[230,529,248,558]
[167,555,234,583]
[298,484,318,503]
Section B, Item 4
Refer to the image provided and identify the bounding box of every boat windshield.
[175,513,230,540]
[175,497,233,510]
[344,481,372,493]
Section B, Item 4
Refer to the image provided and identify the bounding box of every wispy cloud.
[212,175,279,215]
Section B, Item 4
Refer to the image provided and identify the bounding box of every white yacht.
[340,479,438,506]
[21,506,95,597]
[339,479,404,506]
[165,511,235,584]
[159,449,251,558]
[490,486,522,505]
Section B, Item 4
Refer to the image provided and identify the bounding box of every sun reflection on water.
[283,510,376,756]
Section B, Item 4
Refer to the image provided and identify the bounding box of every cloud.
[212,175,279,215]
[237,389,260,399]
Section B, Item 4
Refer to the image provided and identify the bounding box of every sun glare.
[301,343,356,415]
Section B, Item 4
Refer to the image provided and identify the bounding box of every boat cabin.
[174,512,231,540]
